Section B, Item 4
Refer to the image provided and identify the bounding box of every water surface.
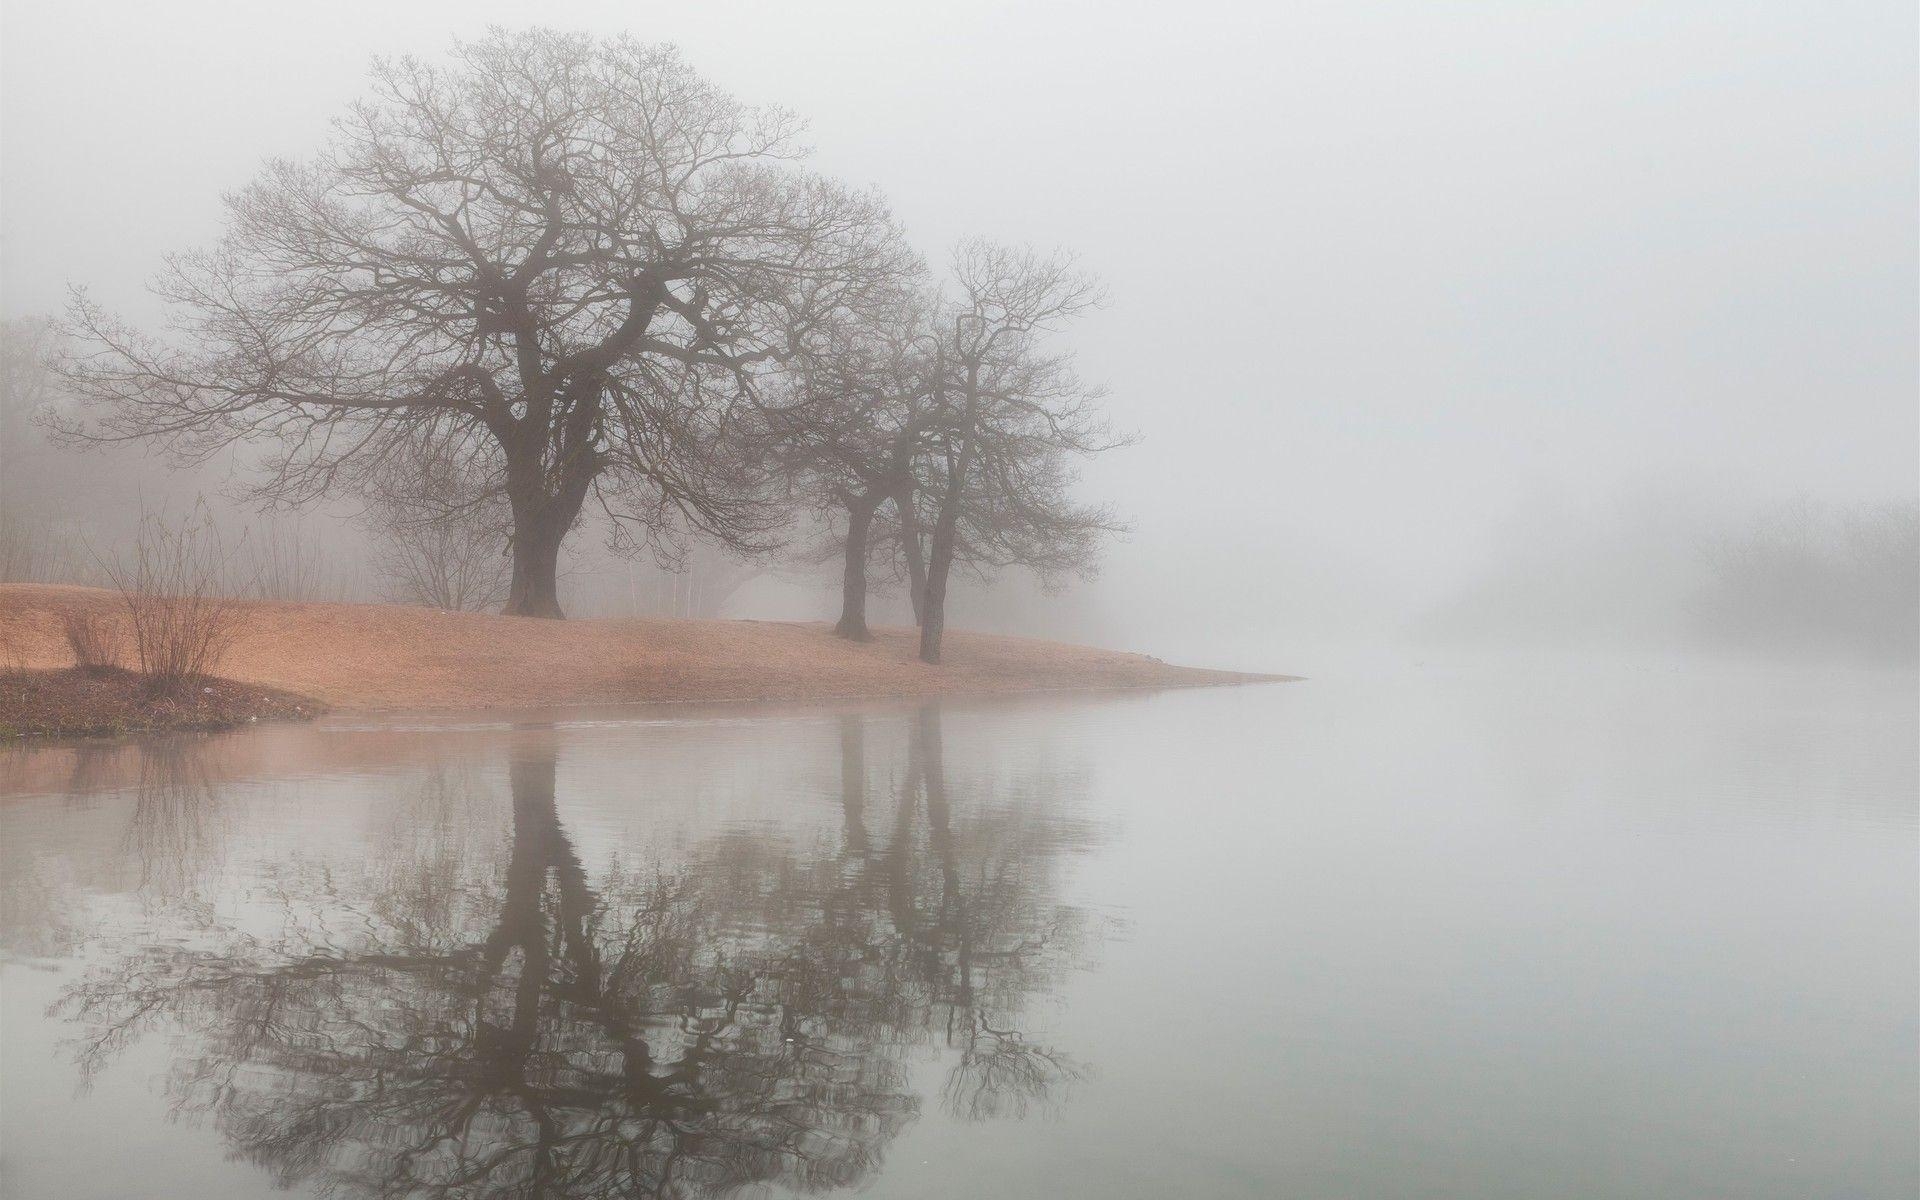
[2,657,1914,1198]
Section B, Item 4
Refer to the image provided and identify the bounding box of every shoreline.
[0,666,319,739]
[0,583,1291,737]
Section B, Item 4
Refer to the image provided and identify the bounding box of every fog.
[4,0,1914,671]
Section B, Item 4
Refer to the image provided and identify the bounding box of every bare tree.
[55,30,907,618]
[761,287,942,640]
[916,242,1123,663]
[765,251,1119,651]
[0,512,53,584]
[368,502,511,613]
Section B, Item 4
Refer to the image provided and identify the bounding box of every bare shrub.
[370,506,510,612]
[246,520,350,602]
[362,448,511,612]
[62,610,121,673]
[98,503,251,697]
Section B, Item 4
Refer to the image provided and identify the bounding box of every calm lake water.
[2,655,1915,1199]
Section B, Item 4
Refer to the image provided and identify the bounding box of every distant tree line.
[40,30,1124,662]
[1692,497,1917,660]
[1416,492,1919,662]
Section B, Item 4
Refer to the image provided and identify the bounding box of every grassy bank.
[0,584,1281,721]
[0,665,319,738]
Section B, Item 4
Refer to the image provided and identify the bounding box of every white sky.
[4,0,1914,646]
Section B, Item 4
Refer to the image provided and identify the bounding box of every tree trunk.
[834,494,881,641]
[895,486,927,625]
[919,447,971,665]
[505,515,568,618]
[918,530,950,663]
[503,462,586,618]
[500,421,597,618]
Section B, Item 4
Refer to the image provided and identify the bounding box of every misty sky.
[4,0,1914,654]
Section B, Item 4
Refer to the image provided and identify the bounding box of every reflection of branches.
[62,742,123,803]
[943,1012,1085,1122]
[906,705,1089,1120]
[120,740,225,898]
[58,744,917,1198]
[54,706,1109,1198]
[2,739,226,962]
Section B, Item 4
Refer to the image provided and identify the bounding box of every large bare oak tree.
[55,30,904,616]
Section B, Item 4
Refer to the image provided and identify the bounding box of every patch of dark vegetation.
[0,666,321,740]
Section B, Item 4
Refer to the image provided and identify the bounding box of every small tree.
[1,318,59,516]
[916,241,1122,663]
[761,287,940,640]
[368,501,511,613]
[651,537,764,618]
[361,437,511,612]
[0,511,53,584]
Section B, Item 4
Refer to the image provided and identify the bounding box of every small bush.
[98,502,251,698]
[62,610,121,673]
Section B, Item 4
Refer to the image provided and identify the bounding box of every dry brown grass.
[0,583,1280,713]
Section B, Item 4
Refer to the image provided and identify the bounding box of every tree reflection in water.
[1,740,227,962]
[52,704,1105,1198]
